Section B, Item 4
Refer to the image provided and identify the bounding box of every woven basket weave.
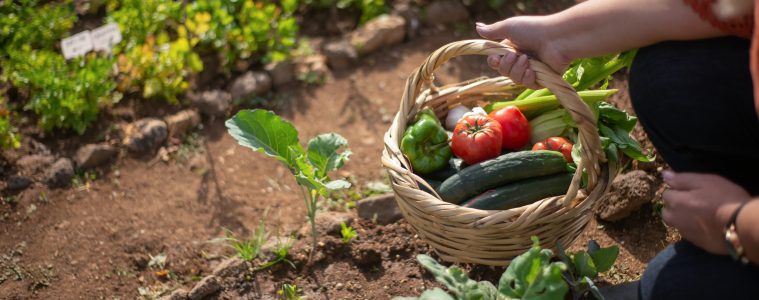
[381,39,617,266]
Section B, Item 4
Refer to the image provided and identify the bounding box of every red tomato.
[488,106,530,149]
[451,115,503,165]
[532,137,573,162]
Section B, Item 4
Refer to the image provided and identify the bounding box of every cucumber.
[420,179,442,194]
[461,173,573,210]
[438,150,569,204]
[424,158,467,181]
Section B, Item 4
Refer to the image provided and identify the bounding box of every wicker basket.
[381,39,617,266]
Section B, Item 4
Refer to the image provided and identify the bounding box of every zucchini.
[424,158,467,181]
[438,150,568,204]
[461,173,573,210]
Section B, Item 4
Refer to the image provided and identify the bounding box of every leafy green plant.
[186,0,299,68]
[226,109,352,261]
[340,222,357,244]
[557,241,619,300]
[278,283,303,300]
[0,0,76,59]
[109,0,202,104]
[396,237,619,300]
[3,50,116,133]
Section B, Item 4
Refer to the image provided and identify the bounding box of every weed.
[222,218,267,262]
[278,283,303,300]
[340,222,357,244]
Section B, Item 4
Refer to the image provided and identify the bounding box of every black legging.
[630,37,759,299]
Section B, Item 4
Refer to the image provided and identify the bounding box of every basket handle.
[391,39,604,204]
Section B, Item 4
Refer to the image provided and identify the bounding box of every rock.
[190,90,232,117]
[45,158,74,188]
[356,193,402,225]
[323,40,358,70]
[350,14,406,55]
[123,118,168,153]
[230,71,272,101]
[295,54,330,84]
[187,275,221,300]
[5,175,32,191]
[16,154,55,176]
[264,60,294,86]
[165,109,201,138]
[424,0,468,25]
[212,257,248,278]
[351,242,382,266]
[594,171,659,222]
[159,288,188,300]
[299,211,353,237]
[74,143,118,169]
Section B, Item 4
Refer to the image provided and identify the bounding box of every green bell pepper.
[401,108,452,174]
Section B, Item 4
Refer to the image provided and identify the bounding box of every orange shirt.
[683,0,759,117]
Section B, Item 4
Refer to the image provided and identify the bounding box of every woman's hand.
[476,16,570,89]
[662,171,752,254]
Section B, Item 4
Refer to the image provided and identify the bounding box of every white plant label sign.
[61,30,93,59]
[91,23,122,52]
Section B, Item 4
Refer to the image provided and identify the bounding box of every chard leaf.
[572,251,598,278]
[416,255,494,300]
[226,109,304,169]
[596,102,637,133]
[499,237,568,300]
[307,133,352,178]
[588,243,619,273]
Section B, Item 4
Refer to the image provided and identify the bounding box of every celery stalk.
[485,89,618,118]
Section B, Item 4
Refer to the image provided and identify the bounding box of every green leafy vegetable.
[399,238,620,300]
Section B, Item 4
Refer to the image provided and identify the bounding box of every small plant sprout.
[147,253,167,270]
[222,216,268,262]
[340,222,357,244]
[227,109,352,262]
[255,236,296,271]
[278,283,303,300]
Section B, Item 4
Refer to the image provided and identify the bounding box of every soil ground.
[0,3,677,299]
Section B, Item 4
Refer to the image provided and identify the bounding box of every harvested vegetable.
[444,105,470,130]
[533,137,574,163]
[485,89,618,118]
[488,105,530,150]
[461,173,573,210]
[438,150,569,204]
[451,114,503,165]
[529,109,570,144]
[401,108,453,174]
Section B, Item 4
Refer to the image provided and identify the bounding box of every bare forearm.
[736,199,759,264]
[544,0,726,60]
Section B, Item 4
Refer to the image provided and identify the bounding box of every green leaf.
[225,109,304,169]
[307,133,352,178]
[416,255,494,300]
[588,245,619,273]
[572,251,598,278]
[499,237,568,300]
